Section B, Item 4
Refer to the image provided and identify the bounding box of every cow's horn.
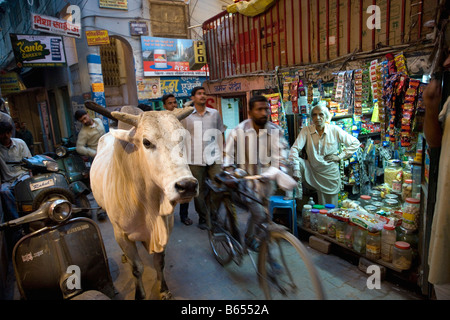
[174,107,194,121]
[111,111,140,127]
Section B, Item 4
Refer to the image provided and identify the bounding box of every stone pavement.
[4,197,426,301]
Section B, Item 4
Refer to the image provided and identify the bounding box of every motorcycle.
[9,154,91,220]
[0,199,115,300]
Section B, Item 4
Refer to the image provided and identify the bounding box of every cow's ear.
[110,128,137,144]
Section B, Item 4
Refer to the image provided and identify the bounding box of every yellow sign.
[99,0,128,10]
[189,41,207,71]
[86,30,110,46]
[92,82,105,93]
[0,72,25,95]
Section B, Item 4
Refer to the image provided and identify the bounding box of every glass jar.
[370,190,382,202]
[392,180,402,193]
[310,209,320,231]
[382,199,400,214]
[359,195,371,207]
[345,222,357,249]
[385,193,400,202]
[366,231,381,260]
[372,201,383,211]
[402,160,412,181]
[327,212,336,238]
[335,217,349,244]
[317,210,328,234]
[302,204,312,229]
[402,198,420,231]
[364,205,377,214]
[393,241,412,270]
[397,226,419,254]
[402,179,413,201]
[353,227,367,254]
[381,224,396,262]
[385,160,403,188]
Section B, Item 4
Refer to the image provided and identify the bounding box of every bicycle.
[205,167,325,300]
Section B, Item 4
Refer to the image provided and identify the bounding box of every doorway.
[221,96,246,139]
[100,37,138,109]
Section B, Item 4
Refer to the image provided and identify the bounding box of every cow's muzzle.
[175,178,198,199]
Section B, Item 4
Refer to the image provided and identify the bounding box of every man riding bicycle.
[223,95,289,251]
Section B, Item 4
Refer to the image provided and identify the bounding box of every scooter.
[11,154,91,219]
[0,199,115,300]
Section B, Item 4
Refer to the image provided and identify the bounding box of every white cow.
[90,105,198,300]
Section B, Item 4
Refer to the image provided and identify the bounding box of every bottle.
[353,227,367,253]
[317,210,328,234]
[310,209,319,231]
[381,224,396,262]
[308,197,315,207]
[366,231,381,260]
[302,204,312,229]
[393,241,412,270]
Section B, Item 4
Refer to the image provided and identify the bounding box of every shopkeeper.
[289,104,361,206]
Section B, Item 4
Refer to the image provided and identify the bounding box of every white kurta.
[428,97,450,285]
[289,124,360,195]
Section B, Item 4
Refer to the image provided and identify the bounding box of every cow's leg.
[153,251,172,300]
[113,229,146,300]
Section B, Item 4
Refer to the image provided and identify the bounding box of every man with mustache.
[289,104,360,207]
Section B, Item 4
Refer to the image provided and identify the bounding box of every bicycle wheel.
[208,199,239,266]
[257,229,325,300]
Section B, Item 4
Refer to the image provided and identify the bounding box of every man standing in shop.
[289,104,360,206]
[74,109,106,158]
[163,93,192,226]
[423,57,450,299]
[181,87,225,229]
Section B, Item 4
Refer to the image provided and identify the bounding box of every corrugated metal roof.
[189,0,233,39]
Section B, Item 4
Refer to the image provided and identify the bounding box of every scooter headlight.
[49,199,72,222]
[56,146,67,157]
[44,160,59,172]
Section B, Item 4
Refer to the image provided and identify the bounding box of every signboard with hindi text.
[31,13,81,38]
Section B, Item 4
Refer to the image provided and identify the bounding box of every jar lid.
[395,241,411,250]
[404,179,413,183]
[311,209,320,213]
[325,204,336,209]
[372,201,383,208]
[371,190,381,196]
[303,205,312,209]
[386,194,399,199]
[385,199,399,205]
[319,209,328,214]
[313,205,324,209]
[383,224,395,230]
[405,197,420,204]
[364,205,377,211]
[360,195,371,200]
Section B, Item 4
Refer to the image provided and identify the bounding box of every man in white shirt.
[181,87,225,229]
[74,109,105,158]
[289,105,360,206]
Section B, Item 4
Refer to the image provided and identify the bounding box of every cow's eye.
[143,139,155,149]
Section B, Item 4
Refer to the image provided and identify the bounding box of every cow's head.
[110,108,198,208]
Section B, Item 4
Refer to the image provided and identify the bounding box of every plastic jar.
[385,160,403,188]
[353,227,367,253]
[345,222,357,249]
[335,217,349,243]
[392,180,402,193]
[385,193,400,202]
[402,198,420,231]
[364,205,377,214]
[310,209,320,231]
[359,195,372,207]
[381,224,396,262]
[327,212,336,238]
[302,204,312,229]
[392,241,412,270]
[397,226,418,252]
[370,190,382,202]
[402,179,413,201]
[317,210,328,234]
[382,199,400,214]
[366,231,381,260]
